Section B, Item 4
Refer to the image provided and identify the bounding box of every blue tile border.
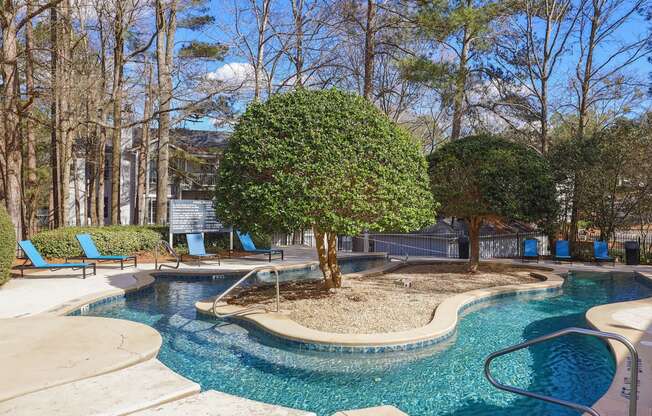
[67,267,563,355]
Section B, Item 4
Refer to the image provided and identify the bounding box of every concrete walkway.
[0,316,162,401]
[0,246,324,318]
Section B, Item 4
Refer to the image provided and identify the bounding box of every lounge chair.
[554,240,572,264]
[521,239,539,263]
[593,241,615,266]
[74,234,137,270]
[181,233,220,267]
[236,231,284,262]
[17,240,96,278]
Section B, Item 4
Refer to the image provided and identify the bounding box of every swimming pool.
[83,269,652,415]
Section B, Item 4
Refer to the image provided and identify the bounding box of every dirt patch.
[225,262,541,334]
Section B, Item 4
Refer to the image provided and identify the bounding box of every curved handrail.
[154,240,180,270]
[484,327,638,416]
[212,265,280,317]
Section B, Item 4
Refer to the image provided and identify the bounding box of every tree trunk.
[155,0,177,225]
[451,27,470,140]
[291,0,304,88]
[467,216,482,273]
[314,228,333,287]
[73,159,81,226]
[363,0,376,100]
[136,64,153,225]
[23,0,38,238]
[96,123,107,225]
[326,232,342,288]
[1,4,24,240]
[110,1,125,225]
[49,5,61,228]
[253,0,270,101]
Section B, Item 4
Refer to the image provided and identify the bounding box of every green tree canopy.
[429,134,557,271]
[215,88,435,287]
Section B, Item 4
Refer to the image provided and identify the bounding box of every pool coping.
[194,261,564,352]
[586,271,652,416]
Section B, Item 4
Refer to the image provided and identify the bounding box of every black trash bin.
[624,241,640,265]
[458,236,469,259]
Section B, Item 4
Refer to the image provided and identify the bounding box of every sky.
[172,0,652,132]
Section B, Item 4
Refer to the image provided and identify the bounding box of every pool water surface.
[84,267,652,416]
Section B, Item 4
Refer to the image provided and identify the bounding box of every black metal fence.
[273,229,652,263]
[345,232,550,259]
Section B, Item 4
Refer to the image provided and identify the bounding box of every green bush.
[0,206,16,285]
[31,226,160,258]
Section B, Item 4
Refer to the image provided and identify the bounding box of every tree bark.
[253,0,271,101]
[49,5,61,228]
[155,0,177,224]
[110,0,125,224]
[314,228,333,287]
[362,0,376,100]
[23,0,38,237]
[467,216,482,272]
[291,0,304,88]
[136,64,153,225]
[1,2,24,240]
[326,232,342,288]
[451,27,470,140]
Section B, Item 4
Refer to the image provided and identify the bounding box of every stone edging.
[195,261,564,353]
[585,271,652,416]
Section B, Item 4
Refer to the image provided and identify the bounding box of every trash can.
[458,236,469,259]
[625,241,640,265]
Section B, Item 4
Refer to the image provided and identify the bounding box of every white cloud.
[206,62,256,90]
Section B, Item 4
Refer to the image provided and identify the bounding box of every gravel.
[227,263,540,334]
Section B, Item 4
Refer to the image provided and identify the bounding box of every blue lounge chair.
[181,233,220,267]
[236,231,284,262]
[554,240,572,264]
[521,239,539,263]
[593,241,615,266]
[18,240,96,278]
[75,234,137,270]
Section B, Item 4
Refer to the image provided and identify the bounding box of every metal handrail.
[154,240,180,270]
[484,327,638,416]
[212,265,280,317]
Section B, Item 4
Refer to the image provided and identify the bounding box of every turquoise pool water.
[84,268,652,416]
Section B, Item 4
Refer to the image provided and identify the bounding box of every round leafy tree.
[216,89,435,287]
[0,206,16,285]
[429,134,557,272]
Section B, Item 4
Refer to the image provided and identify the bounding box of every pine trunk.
[363,0,376,100]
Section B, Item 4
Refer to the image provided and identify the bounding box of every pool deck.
[1,249,652,415]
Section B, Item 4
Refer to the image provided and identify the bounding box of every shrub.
[215,89,434,287]
[0,206,16,285]
[31,226,160,258]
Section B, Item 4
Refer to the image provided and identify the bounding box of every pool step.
[0,359,199,416]
[131,390,316,416]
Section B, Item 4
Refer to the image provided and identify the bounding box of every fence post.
[363,232,369,253]
[517,232,521,258]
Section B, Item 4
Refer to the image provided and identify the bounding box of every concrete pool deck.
[2,250,652,415]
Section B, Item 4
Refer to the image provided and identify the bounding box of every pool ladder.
[154,240,180,270]
[484,327,639,416]
[212,265,280,318]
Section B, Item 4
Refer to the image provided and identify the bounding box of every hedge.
[31,226,160,259]
[0,206,16,285]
